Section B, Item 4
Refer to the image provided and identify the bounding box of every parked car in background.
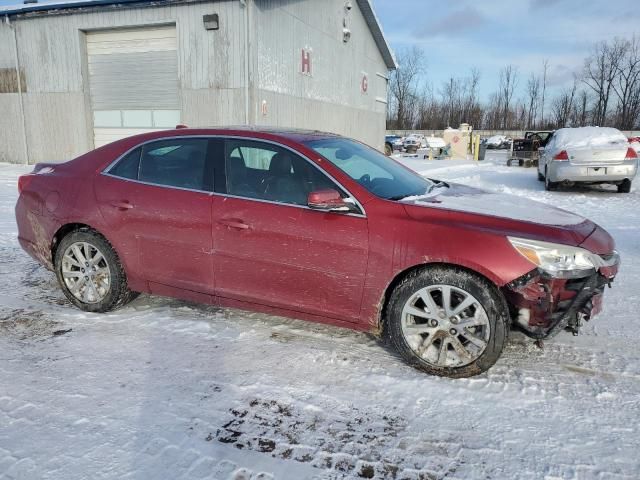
[538,127,638,193]
[403,134,427,153]
[384,135,404,156]
[16,127,620,377]
[484,135,512,150]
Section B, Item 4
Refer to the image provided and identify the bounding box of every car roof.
[139,126,342,144]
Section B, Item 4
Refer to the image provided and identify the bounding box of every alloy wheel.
[61,241,111,304]
[400,284,490,368]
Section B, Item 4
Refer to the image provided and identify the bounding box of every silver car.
[538,127,638,193]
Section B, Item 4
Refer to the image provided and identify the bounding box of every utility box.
[443,123,473,159]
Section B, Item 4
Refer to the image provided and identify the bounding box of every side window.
[109,147,141,180]
[139,139,210,191]
[224,140,342,206]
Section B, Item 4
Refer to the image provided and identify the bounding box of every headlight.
[507,237,611,278]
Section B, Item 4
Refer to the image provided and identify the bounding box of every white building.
[0,0,396,164]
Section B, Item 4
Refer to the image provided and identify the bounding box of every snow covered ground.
[1,153,639,480]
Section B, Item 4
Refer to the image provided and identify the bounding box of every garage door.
[87,26,180,147]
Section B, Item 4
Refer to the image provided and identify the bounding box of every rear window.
[139,139,209,191]
[109,147,140,180]
[108,139,212,191]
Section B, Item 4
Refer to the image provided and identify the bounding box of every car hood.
[401,183,608,250]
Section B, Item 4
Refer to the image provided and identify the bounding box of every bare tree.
[612,36,640,129]
[583,38,628,126]
[440,76,460,127]
[574,89,589,126]
[526,73,540,128]
[463,68,482,126]
[483,92,503,130]
[385,35,640,132]
[388,47,425,129]
[551,77,578,127]
[540,59,549,128]
[498,65,518,129]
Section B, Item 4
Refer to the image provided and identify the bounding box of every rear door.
[211,138,369,322]
[95,137,216,294]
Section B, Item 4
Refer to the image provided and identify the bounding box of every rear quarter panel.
[16,167,88,269]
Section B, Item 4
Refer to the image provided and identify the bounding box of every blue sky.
[371,0,639,99]
[1,0,637,100]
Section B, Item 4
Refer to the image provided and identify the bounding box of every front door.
[212,139,369,322]
[95,137,215,294]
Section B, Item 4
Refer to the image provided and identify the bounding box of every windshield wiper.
[427,180,449,193]
[388,181,449,201]
[387,190,425,201]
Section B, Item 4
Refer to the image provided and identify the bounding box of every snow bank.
[551,127,627,151]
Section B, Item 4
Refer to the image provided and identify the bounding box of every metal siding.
[0,27,14,68]
[0,0,390,162]
[181,88,247,127]
[23,92,89,162]
[0,28,26,163]
[252,0,388,149]
[0,1,247,163]
[0,94,26,163]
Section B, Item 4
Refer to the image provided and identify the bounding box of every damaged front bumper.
[503,258,619,339]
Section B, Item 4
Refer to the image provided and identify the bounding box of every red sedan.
[16,128,619,377]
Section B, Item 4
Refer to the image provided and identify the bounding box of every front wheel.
[55,229,138,313]
[384,267,509,378]
[384,143,393,156]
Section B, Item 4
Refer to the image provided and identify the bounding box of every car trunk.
[567,146,628,165]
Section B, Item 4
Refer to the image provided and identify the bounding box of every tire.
[544,168,558,191]
[54,228,138,313]
[617,179,631,193]
[537,171,544,181]
[384,266,509,378]
[384,143,393,156]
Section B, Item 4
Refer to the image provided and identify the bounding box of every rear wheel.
[384,267,508,378]
[537,171,544,181]
[384,143,393,156]
[618,179,631,193]
[54,229,138,312]
[544,167,558,191]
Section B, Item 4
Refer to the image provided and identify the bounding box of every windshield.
[304,138,433,200]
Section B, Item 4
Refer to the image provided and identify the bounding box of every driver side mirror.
[307,189,356,213]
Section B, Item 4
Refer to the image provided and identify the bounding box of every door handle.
[110,200,134,211]
[218,218,250,230]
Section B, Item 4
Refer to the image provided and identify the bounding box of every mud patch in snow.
[0,309,61,340]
